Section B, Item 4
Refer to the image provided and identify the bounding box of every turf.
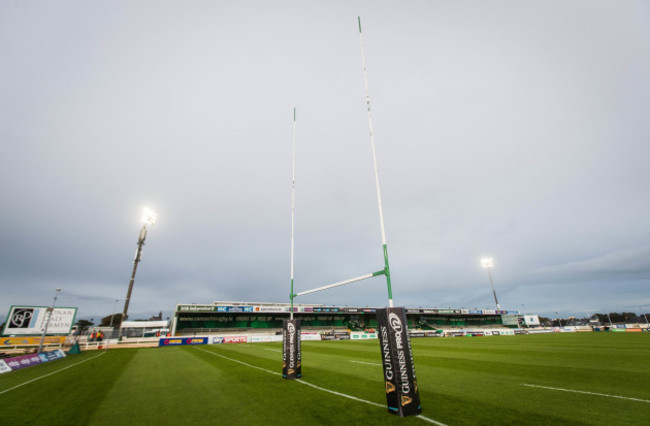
[1,333,649,425]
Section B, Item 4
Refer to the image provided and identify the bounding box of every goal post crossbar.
[293,269,386,298]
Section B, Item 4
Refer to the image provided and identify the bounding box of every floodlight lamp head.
[481,257,494,268]
[141,208,157,226]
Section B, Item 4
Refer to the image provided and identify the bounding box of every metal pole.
[122,226,146,321]
[486,266,500,310]
[290,107,296,320]
[358,17,393,307]
[636,307,649,325]
[109,298,120,339]
[120,214,153,340]
[38,288,60,353]
[109,299,118,327]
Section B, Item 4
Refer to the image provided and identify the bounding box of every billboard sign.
[254,306,284,313]
[2,306,77,336]
[216,306,254,313]
[177,305,215,312]
[524,315,540,326]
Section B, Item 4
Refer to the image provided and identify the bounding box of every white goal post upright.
[358,16,394,308]
[358,17,420,417]
[284,107,301,380]
[290,107,297,321]
[283,19,422,415]
[287,18,396,308]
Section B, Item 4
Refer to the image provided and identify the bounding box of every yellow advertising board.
[1,336,66,346]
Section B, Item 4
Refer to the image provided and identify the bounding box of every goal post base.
[282,319,301,379]
[377,307,422,416]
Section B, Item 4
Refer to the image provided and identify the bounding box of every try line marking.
[0,352,106,395]
[349,360,381,366]
[196,347,446,426]
[522,384,650,404]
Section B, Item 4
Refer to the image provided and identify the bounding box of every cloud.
[1,1,649,323]
[532,246,650,282]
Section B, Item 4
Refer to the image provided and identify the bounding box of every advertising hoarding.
[1,336,66,346]
[4,353,42,370]
[3,306,77,336]
[1,350,66,373]
[158,337,208,346]
[0,360,12,374]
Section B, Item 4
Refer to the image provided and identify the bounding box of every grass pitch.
[1,333,649,425]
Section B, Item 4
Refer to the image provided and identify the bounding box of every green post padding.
[67,343,81,354]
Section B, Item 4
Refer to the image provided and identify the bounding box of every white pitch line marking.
[196,347,283,377]
[522,384,650,404]
[416,415,448,425]
[0,352,106,395]
[196,347,446,425]
[295,377,384,408]
[350,360,381,366]
[264,348,282,353]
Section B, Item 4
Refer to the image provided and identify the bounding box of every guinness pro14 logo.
[377,307,421,416]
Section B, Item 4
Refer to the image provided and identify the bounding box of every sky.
[1,1,649,326]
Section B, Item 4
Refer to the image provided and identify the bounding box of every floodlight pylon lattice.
[122,208,156,325]
[481,257,501,310]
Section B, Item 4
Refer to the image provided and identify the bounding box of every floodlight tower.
[481,257,501,310]
[38,288,61,353]
[122,208,157,323]
[109,299,120,328]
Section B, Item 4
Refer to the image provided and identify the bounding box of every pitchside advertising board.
[2,306,77,335]
[0,359,12,374]
[282,319,301,379]
[376,307,422,417]
[159,337,208,346]
[0,350,67,374]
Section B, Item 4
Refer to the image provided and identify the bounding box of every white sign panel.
[0,359,12,374]
[524,315,540,326]
[3,306,77,335]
